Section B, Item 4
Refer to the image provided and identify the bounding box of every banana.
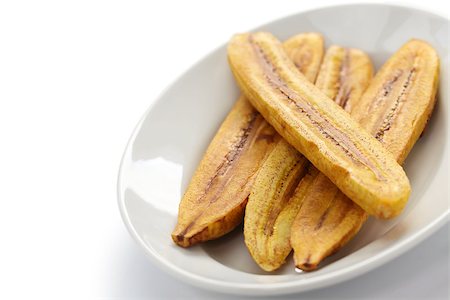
[353,39,439,164]
[292,39,440,270]
[283,33,324,85]
[244,46,373,271]
[172,33,324,247]
[228,32,411,219]
[291,175,368,271]
[315,46,374,112]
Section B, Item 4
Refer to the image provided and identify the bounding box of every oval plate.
[118,3,449,296]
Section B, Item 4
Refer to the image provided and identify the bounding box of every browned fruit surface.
[244,46,373,271]
[292,39,440,270]
[227,32,411,220]
[172,33,324,247]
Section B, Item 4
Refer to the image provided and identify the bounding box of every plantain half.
[172,33,324,247]
[244,46,374,271]
[292,39,440,271]
[228,32,411,219]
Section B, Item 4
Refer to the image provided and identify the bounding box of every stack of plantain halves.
[172,31,440,272]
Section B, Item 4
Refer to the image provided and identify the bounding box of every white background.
[0,0,448,299]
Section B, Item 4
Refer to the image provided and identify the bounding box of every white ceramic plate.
[118,3,449,296]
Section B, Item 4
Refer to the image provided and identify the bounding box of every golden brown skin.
[292,39,440,271]
[244,46,373,271]
[244,144,309,271]
[172,33,324,247]
[228,32,411,219]
[315,46,374,112]
[283,33,324,84]
[353,39,440,164]
[172,97,279,247]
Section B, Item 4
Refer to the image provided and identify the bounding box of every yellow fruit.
[227,32,410,219]
[292,39,440,270]
[172,33,324,247]
[244,45,373,271]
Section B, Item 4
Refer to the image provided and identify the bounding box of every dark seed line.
[178,111,260,237]
[314,204,333,231]
[369,70,403,114]
[375,68,416,141]
[199,111,259,197]
[334,49,353,111]
[218,112,260,176]
[315,193,352,231]
[333,199,351,228]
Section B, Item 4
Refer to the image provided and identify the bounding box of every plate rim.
[117,2,450,295]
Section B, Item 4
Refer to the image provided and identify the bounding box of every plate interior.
[119,4,449,293]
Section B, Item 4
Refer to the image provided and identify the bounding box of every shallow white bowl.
[118,3,449,296]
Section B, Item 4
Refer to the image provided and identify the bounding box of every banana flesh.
[244,46,373,271]
[227,32,411,219]
[353,39,440,164]
[292,39,440,270]
[172,33,324,247]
